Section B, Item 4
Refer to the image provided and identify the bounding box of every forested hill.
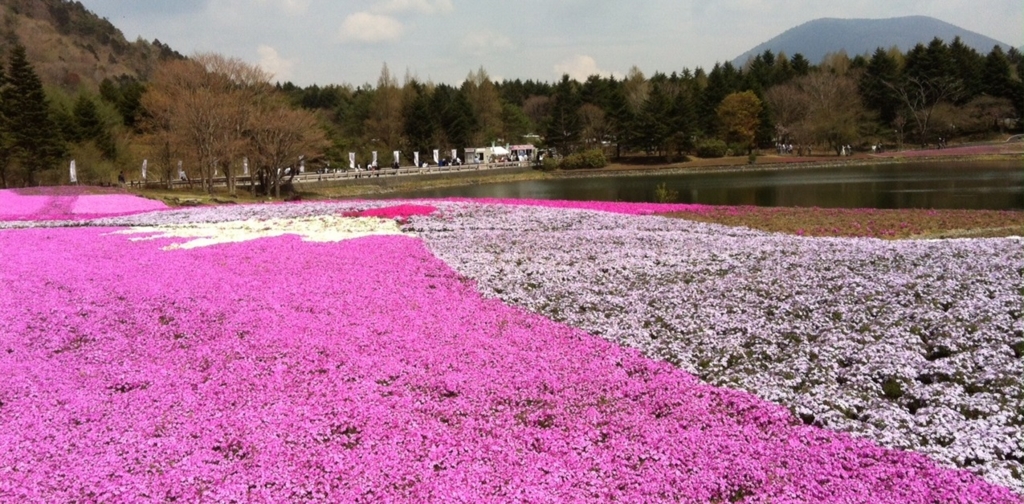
[732,16,1012,67]
[0,0,183,91]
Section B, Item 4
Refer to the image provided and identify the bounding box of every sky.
[79,0,1023,87]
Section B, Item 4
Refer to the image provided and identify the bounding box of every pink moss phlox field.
[343,203,437,221]
[0,188,167,221]
[417,202,1024,493]
[1,224,1018,502]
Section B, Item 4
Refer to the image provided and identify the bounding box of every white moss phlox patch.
[117,215,406,249]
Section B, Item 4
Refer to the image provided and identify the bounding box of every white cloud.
[373,0,453,15]
[553,55,620,81]
[338,12,404,43]
[256,0,309,15]
[257,45,293,80]
[460,31,514,56]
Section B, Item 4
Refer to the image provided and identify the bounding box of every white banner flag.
[141,159,148,180]
[177,160,184,180]
[299,156,305,173]
[69,159,77,184]
[451,149,457,161]
[349,152,355,169]
[243,157,249,176]
[372,151,378,166]
[393,151,400,166]
[414,152,420,167]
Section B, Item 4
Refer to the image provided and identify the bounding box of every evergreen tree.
[0,61,7,188]
[580,74,613,110]
[430,84,476,149]
[2,45,66,186]
[790,54,811,76]
[754,90,775,148]
[948,37,983,100]
[545,75,582,154]
[637,82,670,155]
[607,80,637,157]
[73,94,103,141]
[403,81,434,154]
[699,63,740,137]
[499,101,532,144]
[982,46,1023,117]
[860,48,903,125]
[667,81,697,155]
[982,46,1015,99]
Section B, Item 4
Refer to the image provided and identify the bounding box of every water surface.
[380,160,1024,210]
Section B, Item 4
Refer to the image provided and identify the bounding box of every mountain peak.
[732,16,1012,67]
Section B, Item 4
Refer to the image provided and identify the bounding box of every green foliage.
[545,75,582,154]
[558,149,606,170]
[716,91,762,148]
[654,183,678,203]
[695,139,728,158]
[859,48,903,125]
[540,156,559,171]
[2,45,67,186]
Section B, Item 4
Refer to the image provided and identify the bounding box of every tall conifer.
[3,45,65,185]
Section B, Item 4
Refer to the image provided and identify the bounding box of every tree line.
[282,37,1020,163]
[0,36,1020,189]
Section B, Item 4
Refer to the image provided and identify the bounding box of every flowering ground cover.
[1,196,1022,501]
[0,187,168,221]
[413,202,1024,495]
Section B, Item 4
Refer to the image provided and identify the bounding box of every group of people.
[775,143,796,155]
[436,157,463,167]
[775,143,814,156]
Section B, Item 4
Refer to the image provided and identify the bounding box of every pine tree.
[948,37,983,101]
[860,48,903,125]
[2,45,66,186]
[637,82,670,155]
[982,46,1023,118]
[73,94,103,141]
[0,62,7,188]
[403,81,434,154]
[545,75,582,154]
[790,54,811,76]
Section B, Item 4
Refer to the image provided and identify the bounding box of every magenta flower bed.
[343,203,438,221]
[0,216,1018,502]
[0,188,168,221]
[0,190,49,216]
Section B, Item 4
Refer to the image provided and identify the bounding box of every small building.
[465,144,535,163]
[509,144,537,162]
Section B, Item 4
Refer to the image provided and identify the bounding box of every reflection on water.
[380,160,1024,210]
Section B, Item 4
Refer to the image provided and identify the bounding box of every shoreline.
[304,151,1023,199]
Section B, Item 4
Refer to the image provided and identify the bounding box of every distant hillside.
[732,16,1012,67]
[0,0,183,91]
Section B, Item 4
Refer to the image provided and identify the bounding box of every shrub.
[695,139,727,158]
[558,149,607,170]
[654,183,679,203]
[728,143,749,156]
[540,156,559,171]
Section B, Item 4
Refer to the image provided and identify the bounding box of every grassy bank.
[662,206,1024,239]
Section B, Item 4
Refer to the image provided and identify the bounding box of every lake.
[380,160,1024,210]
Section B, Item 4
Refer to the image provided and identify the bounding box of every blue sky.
[80,0,1023,87]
